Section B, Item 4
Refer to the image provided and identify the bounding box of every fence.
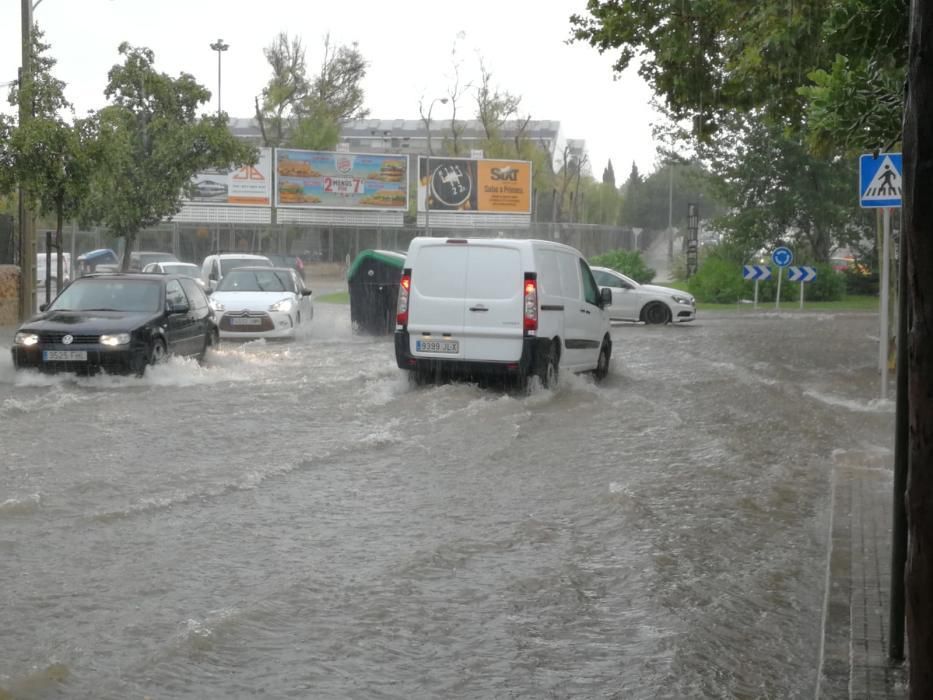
[36,221,658,266]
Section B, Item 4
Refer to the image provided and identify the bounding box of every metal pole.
[667,164,673,261]
[889,205,908,661]
[424,156,431,237]
[209,39,228,118]
[753,279,759,308]
[799,280,804,309]
[18,0,35,320]
[775,269,782,311]
[880,207,891,399]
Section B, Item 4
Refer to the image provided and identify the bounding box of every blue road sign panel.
[742,265,771,281]
[772,247,793,268]
[788,266,817,282]
[859,153,902,208]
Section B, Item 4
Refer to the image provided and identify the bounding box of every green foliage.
[687,256,747,304]
[754,263,846,302]
[255,32,368,149]
[83,43,255,266]
[703,116,865,262]
[589,249,655,283]
[569,0,905,152]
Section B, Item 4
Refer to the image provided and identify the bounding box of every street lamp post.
[17,0,36,320]
[424,97,447,237]
[210,39,229,118]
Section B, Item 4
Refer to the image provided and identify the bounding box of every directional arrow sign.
[742,265,772,281]
[787,266,817,282]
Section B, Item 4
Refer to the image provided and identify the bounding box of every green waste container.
[347,249,406,335]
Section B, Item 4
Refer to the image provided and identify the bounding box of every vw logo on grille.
[62,334,74,345]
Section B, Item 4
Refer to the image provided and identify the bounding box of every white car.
[200,253,273,291]
[209,266,313,340]
[591,266,696,324]
[142,261,207,288]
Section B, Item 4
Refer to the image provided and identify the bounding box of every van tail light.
[523,273,538,335]
[397,270,412,327]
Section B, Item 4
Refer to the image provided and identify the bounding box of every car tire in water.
[149,338,167,367]
[537,342,559,389]
[594,339,611,381]
[643,302,672,325]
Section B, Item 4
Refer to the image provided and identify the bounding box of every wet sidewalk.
[818,451,908,698]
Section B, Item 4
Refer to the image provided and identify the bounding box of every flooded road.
[0,306,893,698]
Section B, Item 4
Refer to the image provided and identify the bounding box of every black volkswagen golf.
[11,273,219,375]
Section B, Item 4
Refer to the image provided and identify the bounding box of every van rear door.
[408,243,469,355]
[461,243,524,361]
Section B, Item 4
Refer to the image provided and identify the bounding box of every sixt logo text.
[490,167,518,181]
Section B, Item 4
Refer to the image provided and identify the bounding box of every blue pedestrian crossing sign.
[859,153,902,208]
[771,247,793,268]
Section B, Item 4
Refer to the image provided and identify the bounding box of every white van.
[394,237,612,386]
[200,253,273,291]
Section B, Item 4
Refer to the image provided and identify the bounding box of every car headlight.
[269,298,294,312]
[671,294,693,305]
[209,299,225,312]
[14,332,39,346]
[100,333,131,346]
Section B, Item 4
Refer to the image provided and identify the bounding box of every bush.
[755,262,845,302]
[687,256,747,303]
[842,268,879,296]
[589,249,656,283]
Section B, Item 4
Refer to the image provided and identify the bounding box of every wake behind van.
[394,237,612,386]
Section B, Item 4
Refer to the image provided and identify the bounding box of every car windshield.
[220,258,272,275]
[160,263,199,277]
[217,269,295,293]
[48,279,162,312]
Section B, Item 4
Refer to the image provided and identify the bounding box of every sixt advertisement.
[275,149,409,210]
[419,157,532,213]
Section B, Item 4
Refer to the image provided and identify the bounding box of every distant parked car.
[142,261,206,288]
[590,266,696,324]
[128,251,179,271]
[200,253,273,291]
[75,249,119,277]
[11,273,218,375]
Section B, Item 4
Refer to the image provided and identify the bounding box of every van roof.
[407,236,582,256]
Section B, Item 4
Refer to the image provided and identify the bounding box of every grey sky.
[0,0,663,176]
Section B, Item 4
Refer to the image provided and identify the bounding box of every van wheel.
[538,343,559,389]
[594,340,611,381]
[643,302,672,325]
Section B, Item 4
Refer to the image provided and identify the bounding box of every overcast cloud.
[0,0,663,176]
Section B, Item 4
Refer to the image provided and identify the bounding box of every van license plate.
[416,339,459,354]
[43,350,87,361]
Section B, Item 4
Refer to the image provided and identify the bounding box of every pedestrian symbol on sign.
[859,153,903,208]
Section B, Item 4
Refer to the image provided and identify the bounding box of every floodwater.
[0,306,893,699]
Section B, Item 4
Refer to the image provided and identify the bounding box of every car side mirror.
[301,289,312,296]
[208,279,218,292]
[168,302,190,315]
[600,287,612,307]
[39,303,47,312]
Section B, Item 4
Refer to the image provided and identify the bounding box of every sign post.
[686,203,699,278]
[742,264,771,308]
[787,266,817,308]
[771,246,793,309]
[859,152,902,399]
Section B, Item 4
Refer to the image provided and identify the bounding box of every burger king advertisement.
[419,157,531,213]
[275,149,409,210]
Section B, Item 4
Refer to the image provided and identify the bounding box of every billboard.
[187,147,273,206]
[275,149,409,210]
[419,157,532,213]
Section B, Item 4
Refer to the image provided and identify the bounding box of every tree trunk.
[120,233,135,271]
[55,204,63,288]
[904,1,933,696]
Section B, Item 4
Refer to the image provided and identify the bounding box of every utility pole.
[18,0,35,320]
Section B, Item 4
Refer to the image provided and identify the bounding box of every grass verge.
[316,291,349,304]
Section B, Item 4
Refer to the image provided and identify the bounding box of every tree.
[602,159,616,187]
[701,116,862,262]
[475,57,521,143]
[84,43,255,269]
[904,0,933,694]
[254,32,368,150]
[569,0,906,152]
[0,26,93,286]
[254,33,308,148]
